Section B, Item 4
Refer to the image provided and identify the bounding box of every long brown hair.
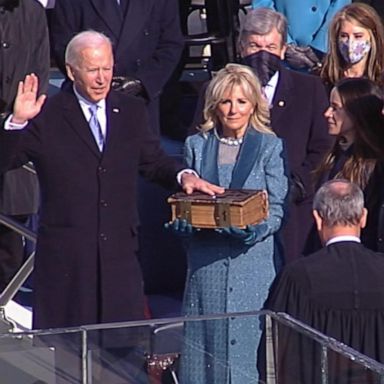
[320,3,384,87]
[317,78,384,189]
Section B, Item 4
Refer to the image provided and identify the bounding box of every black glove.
[285,44,322,71]
[111,76,145,97]
[290,174,307,203]
[215,223,269,246]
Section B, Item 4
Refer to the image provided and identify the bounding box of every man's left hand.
[181,172,224,196]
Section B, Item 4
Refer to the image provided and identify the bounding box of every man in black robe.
[264,179,384,383]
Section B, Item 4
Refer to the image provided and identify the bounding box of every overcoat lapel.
[103,92,123,156]
[89,0,122,39]
[116,0,154,52]
[271,67,293,136]
[200,128,263,188]
[62,90,102,158]
[200,131,219,185]
[230,128,263,189]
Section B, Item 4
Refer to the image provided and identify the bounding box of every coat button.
[100,200,108,207]
[230,339,236,345]
[136,59,141,67]
[311,6,317,12]
[98,166,106,173]
[100,233,107,241]
[144,29,150,36]
[1,41,9,48]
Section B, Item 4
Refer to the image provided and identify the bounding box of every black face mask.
[241,50,281,87]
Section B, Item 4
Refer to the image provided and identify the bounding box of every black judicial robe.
[263,241,384,384]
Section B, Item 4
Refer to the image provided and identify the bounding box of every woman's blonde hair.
[199,63,273,135]
[320,3,384,86]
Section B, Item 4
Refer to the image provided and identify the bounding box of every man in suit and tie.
[48,0,186,300]
[263,179,384,383]
[48,0,184,135]
[192,8,333,263]
[0,30,223,383]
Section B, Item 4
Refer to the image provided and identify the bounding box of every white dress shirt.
[73,87,107,141]
[326,235,361,247]
[263,71,279,107]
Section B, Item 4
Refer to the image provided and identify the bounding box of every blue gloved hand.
[164,218,195,238]
[215,223,269,246]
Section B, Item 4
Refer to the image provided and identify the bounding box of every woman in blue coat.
[173,64,289,383]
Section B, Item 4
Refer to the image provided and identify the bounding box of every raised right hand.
[12,73,47,124]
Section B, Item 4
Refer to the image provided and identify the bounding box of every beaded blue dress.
[179,127,289,384]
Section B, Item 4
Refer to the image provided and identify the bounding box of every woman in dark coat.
[308,77,384,253]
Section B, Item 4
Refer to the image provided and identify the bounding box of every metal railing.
[0,310,383,384]
[0,162,37,331]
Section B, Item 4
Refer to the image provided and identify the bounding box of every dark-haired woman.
[309,77,384,252]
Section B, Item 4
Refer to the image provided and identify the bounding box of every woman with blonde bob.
[320,3,384,88]
[170,63,288,383]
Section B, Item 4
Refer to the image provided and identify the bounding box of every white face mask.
[338,39,371,64]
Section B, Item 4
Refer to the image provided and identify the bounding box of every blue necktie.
[88,105,104,151]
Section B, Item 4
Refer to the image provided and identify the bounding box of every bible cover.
[168,189,268,229]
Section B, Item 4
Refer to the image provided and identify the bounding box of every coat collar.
[200,127,264,188]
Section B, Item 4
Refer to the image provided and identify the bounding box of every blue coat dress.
[251,0,351,53]
[180,128,289,384]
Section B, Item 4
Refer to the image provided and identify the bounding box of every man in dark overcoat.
[0,0,50,291]
[48,0,184,134]
[0,30,222,383]
[0,30,221,329]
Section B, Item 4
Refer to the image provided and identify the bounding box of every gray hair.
[65,30,112,67]
[239,8,288,48]
[313,179,365,227]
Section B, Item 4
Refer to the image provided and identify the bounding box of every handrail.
[0,214,37,243]
[0,214,36,308]
[1,310,384,377]
[271,312,384,375]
